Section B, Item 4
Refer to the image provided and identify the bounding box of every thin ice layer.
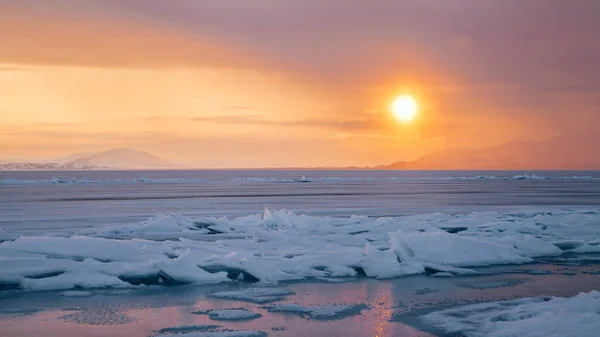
[153,331,267,337]
[0,174,596,185]
[263,304,368,320]
[207,309,262,321]
[209,288,295,304]
[152,324,267,336]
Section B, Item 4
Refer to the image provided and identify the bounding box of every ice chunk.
[422,291,600,337]
[389,231,532,267]
[206,308,262,321]
[21,271,128,291]
[498,235,563,257]
[156,325,223,334]
[1,236,169,262]
[511,174,550,180]
[156,252,230,285]
[360,244,424,279]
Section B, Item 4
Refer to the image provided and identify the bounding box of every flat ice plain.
[1,170,599,336]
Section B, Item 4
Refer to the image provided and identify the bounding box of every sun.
[391,95,418,123]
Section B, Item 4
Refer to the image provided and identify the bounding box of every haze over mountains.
[0,148,175,170]
[1,135,599,170]
[383,135,600,170]
[59,148,173,169]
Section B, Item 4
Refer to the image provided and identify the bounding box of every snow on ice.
[0,208,599,291]
[422,291,600,337]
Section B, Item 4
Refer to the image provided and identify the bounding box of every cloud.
[191,115,380,131]
[0,1,257,69]
[4,0,600,93]
[2,0,600,158]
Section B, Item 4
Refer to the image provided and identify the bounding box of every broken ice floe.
[197,308,262,321]
[0,208,598,291]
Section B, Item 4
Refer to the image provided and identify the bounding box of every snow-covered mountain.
[60,148,173,169]
[0,148,175,170]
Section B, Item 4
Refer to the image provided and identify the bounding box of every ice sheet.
[0,177,206,185]
[421,291,600,337]
[1,174,596,185]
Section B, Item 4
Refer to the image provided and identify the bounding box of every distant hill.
[0,148,175,170]
[57,151,95,163]
[60,148,173,169]
[384,135,600,170]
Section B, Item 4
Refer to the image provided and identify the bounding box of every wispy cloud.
[32,122,75,127]
[0,2,256,69]
[191,115,380,131]
[0,65,28,72]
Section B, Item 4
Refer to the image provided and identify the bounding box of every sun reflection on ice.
[371,295,393,337]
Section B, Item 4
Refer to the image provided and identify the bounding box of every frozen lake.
[1,170,600,336]
[2,170,600,232]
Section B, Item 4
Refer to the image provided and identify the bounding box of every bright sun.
[391,95,418,122]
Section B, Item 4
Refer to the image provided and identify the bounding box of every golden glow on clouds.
[0,65,328,129]
[0,63,393,166]
[1,58,543,168]
[0,60,537,167]
[0,2,570,168]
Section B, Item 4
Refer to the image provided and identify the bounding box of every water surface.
[1,262,598,337]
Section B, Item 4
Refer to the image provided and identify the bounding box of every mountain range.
[1,134,599,170]
[0,148,175,170]
[58,148,173,169]
[382,135,600,170]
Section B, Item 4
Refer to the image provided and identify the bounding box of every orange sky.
[1,1,599,168]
